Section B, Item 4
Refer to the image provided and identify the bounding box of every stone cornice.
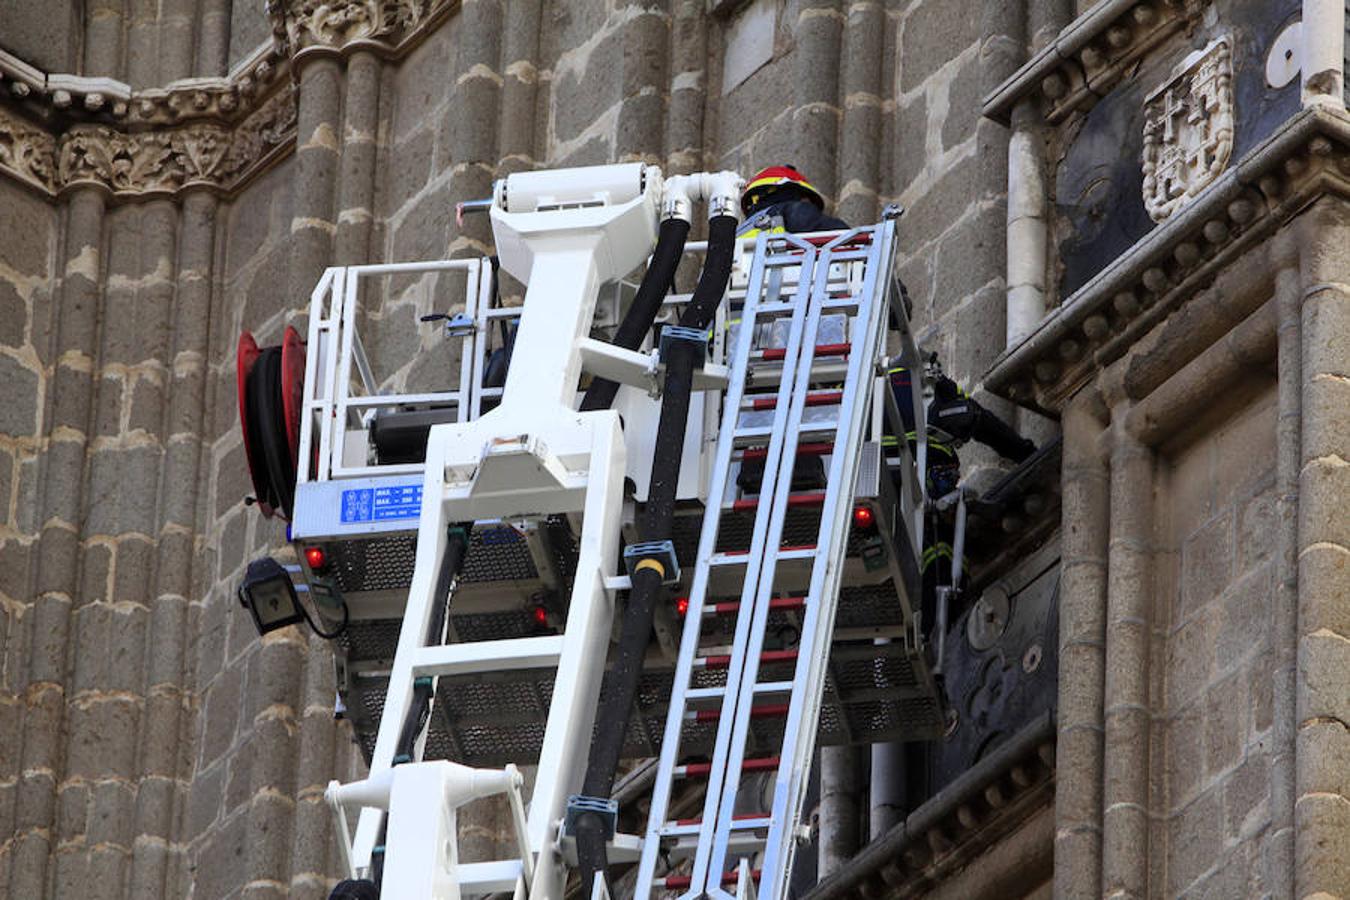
[0,42,289,129]
[0,0,458,201]
[985,106,1350,414]
[983,0,1207,124]
[804,714,1056,900]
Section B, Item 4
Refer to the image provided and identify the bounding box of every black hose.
[576,214,739,897]
[580,217,692,412]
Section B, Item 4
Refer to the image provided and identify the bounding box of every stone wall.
[1154,382,1280,896]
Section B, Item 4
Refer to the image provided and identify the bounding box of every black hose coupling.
[658,325,708,369]
[622,540,681,586]
[565,795,619,840]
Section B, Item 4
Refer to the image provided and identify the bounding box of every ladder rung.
[728,491,825,512]
[708,545,816,566]
[695,649,799,670]
[688,703,789,722]
[738,441,833,461]
[822,296,861,310]
[756,342,850,362]
[674,756,781,779]
[667,813,772,832]
[745,390,842,410]
[680,677,794,702]
[733,420,837,441]
[655,867,763,890]
[704,595,807,617]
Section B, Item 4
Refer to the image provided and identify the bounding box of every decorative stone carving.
[1142,40,1234,223]
[21,86,296,199]
[0,107,56,192]
[267,0,446,55]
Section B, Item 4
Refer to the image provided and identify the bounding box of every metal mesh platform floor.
[340,582,944,768]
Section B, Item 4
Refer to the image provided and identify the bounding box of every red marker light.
[852,505,875,531]
[304,546,327,570]
[532,605,549,626]
[676,597,690,616]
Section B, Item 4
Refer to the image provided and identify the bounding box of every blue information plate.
[340,483,423,523]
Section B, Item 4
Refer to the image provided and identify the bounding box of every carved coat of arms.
[1142,40,1234,223]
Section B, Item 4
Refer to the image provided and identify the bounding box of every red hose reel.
[237,326,306,519]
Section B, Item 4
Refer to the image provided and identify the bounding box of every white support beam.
[410,636,565,678]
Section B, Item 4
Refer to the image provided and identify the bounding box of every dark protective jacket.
[887,367,1036,467]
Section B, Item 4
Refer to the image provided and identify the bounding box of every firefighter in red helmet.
[739,164,849,237]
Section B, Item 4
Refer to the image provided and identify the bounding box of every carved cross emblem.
[1142,40,1234,223]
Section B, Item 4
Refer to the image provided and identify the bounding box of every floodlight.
[238,556,305,635]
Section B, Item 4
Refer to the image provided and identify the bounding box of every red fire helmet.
[741,164,824,214]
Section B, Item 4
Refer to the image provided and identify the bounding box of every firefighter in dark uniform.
[734,165,849,493]
[888,359,1036,634]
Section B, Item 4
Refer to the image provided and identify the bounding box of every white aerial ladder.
[239,162,944,900]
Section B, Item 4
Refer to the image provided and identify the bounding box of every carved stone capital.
[0,108,57,193]
[267,0,449,58]
[2,84,296,201]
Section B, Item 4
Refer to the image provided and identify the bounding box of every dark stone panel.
[1055,76,1153,299]
[929,548,1060,791]
[1055,0,1302,299]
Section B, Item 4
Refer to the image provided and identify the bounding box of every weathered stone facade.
[0,2,1345,900]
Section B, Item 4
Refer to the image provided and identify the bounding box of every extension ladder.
[636,214,911,899]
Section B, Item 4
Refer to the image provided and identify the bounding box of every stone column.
[286,58,343,308]
[198,0,234,76]
[835,0,884,224]
[443,0,503,258]
[243,53,345,900]
[792,0,844,204]
[1027,0,1073,53]
[615,1,669,164]
[500,0,543,175]
[127,0,162,87]
[84,0,125,75]
[127,188,219,900]
[665,0,706,174]
[1055,396,1109,898]
[1268,238,1300,899]
[818,746,860,875]
[335,51,383,265]
[1101,417,1153,899]
[1293,198,1350,896]
[158,0,199,88]
[9,185,106,900]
